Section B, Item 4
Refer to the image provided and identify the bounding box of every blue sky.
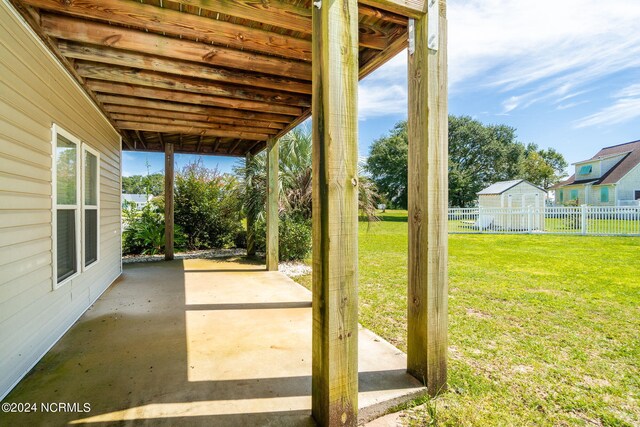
[123,0,640,177]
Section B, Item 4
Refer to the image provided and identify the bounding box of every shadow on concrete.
[186,301,312,310]
[0,258,424,427]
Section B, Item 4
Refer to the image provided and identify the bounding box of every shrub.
[174,161,243,250]
[254,214,312,261]
[122,198,186,255]
[278,217,312,261]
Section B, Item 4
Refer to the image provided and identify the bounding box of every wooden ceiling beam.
[167,0,405,36]
[110,113,280,135]
[23,0,312,61]
[74,62,310,107]
[228,140,242,155]
[133,130,147,149]
[41,14,312,81]
[86,80,303,116]
[359,0,426,18]
[359,31,408,79]
[96,95,293,123]
[116,122,270,141]
[103,105,284,130]
[58,42,312,95]
[196,135,203,154]
[358,4,408,25]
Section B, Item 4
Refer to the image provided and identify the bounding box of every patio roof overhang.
[10,0,421,156]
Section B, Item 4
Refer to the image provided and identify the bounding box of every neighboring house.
[555,140,640,206]
[477,180,546,230]
[122,193,153,208]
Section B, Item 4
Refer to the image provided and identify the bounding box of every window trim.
[82,144,100,271]
[52,125,82,289]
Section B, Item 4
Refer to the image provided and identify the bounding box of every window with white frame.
[53,126,100,287]
[83,145,99,268]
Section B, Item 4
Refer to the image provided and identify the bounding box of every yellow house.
[556,140,640,206]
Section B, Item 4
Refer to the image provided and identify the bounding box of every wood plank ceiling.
[11,0,410,156]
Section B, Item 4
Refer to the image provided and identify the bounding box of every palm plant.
[234,124,379,222]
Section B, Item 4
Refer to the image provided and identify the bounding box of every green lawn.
[294,210,640,426]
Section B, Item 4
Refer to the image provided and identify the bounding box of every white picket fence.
[448,206,640,236]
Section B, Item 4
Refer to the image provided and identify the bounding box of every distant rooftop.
[477,179,546,195]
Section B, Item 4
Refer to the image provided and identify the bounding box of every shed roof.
[557,139,640,187]
[10,0,420,157]
[477,179,546,195]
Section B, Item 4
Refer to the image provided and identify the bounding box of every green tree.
[174,161,243,250]
[366,116,568,208]
[364,121,408,208]
[122,173,164,196]
[235,125,379,222]
[234,125,379,260]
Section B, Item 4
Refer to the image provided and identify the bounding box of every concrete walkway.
[1,258,424,426]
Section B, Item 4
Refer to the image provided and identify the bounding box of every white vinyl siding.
[0,1,121,400]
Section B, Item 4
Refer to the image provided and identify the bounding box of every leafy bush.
[122,198,186,255]
[254,214,312,261]
[278,217,312,261]
[174,161,243,250]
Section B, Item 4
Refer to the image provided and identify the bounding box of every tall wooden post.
[245,153,256,257]
[266,138,279,271]
[311,0,359,425]
[164,142,174,261]
[407,0,448,396]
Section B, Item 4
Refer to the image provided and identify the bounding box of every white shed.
[477,180,546,230]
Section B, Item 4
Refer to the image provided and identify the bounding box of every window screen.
[84,149,99,267]
[57,209,77,282]
[85,210,98,266]
[600,187,609,203]
[56,133,79,284]
[56,135,77,205]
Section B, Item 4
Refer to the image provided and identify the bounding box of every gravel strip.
[123,250,312,279]
[122,248,247,264]
[278,261,311,277]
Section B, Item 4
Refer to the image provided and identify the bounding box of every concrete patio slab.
[0,258,425,426]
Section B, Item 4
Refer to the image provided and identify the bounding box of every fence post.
[527,207,532,233]
[581,205,587,235]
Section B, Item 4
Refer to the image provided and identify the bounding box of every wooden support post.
[245,153,256,257]
[407,0,448,396]
[311,0,359,425]
[164,142,175,261]
[266,138,279,271]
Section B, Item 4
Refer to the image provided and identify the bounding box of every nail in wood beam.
[311,0,359,425]
[266,138,279,271]
[407,0,448,396]
[164,142,175,261]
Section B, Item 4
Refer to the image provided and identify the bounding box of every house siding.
[616,163,640,203]
[0,2,121,400]
[586,184,616,206]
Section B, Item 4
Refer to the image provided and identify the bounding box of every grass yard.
[294,210,640,426]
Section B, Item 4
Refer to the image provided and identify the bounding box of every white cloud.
[574,84,640,128]
[358,81,407,120]
[357,0,640,119]
[448,0,640,114]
